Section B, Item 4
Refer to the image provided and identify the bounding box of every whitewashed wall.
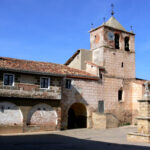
[0,102,23,126]
[27,103,57,126]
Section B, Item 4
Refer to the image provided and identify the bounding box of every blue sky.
[0,0,150,80]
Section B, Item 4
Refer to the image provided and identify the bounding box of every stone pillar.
[127,81,150,143]
[137,99,150,134]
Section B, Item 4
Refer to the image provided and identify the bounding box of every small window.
[118,89,123,101]
[115,34,119,49]
[4,74,14,86]
[98,100,104,113]
[40,77,50,89]
[121,62,124,68]
[0,106,4,113]
[125,37,129,51]
[99,72,103,80]
[65,79,71,89]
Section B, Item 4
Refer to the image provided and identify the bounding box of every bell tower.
[90,12,135,79]
[89,7,136,123]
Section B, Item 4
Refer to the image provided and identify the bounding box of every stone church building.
[0,15,146,133]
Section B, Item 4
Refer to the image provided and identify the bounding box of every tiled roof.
[0,57,99,80]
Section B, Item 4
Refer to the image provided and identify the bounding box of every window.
[99,72,103,80]
[65,79,71,89]
[124,37,130,51]
[121,62,124,68]
[118,89,123,101]
[40,77,50,89]
[115,34,120,49]
[0,106,4,113]
[3,74,14,86]
[125,37,129,51]
[98,100,104,113]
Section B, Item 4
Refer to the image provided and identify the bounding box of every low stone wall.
[0,125,23,134]
[92,112,118,129]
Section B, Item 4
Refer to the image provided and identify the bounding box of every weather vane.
[111,3,114,16]
[130,25,133,31]
[91,23,94,29]
[103,17,106,24]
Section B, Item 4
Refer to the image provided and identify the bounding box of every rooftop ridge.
[104,16,126,31]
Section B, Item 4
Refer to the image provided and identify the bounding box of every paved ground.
[0,126,150,150]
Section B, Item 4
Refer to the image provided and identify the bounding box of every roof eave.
[90,25,135,35]
[0,68,65,77]
[64,50,80,65]
[67,74,99,80]
[0,67,99,80]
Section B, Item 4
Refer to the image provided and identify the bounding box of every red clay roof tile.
[0,57,98,80]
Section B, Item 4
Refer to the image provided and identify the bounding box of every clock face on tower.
[107,32,114,41]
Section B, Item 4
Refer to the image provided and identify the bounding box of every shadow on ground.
[0,134,149,150]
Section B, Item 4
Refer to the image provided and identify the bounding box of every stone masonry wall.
[0,71,62,100]
[131,81,144,124]
[104,47,135,79]
[103,77,133,124]
[0,97,61,134]
[61,78,103,129]
[90,26,135,79]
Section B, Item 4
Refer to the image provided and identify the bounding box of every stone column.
[137,99,150,134]
[127,81,150,143]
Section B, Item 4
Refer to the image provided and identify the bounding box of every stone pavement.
[0,126,150,150]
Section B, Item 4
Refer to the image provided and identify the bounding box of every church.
[0,13,146,133]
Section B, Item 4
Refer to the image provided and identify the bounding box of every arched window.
[115,34,120,49]
[118,88,123,101]
[125,37,129,51]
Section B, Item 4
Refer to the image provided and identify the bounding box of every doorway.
[68,103,87,129]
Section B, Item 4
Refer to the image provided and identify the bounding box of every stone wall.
[103,77,133,124]
[90,25,136,90]
[0,102,23,126]
[103,47,135,79]
[61,78,103,129]
[0,97,61,134]
[68,49,92,71]
[68,51,81,70]
[0,71,62,100]
[89,23,136,125]
[131,81,144,124]
[90,26,135,52]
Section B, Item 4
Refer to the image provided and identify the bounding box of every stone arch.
[27,103,57,126]
[0,102,23,126]
[67,102,87,129]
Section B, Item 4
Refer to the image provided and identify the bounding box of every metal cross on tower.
[111,3,114,16]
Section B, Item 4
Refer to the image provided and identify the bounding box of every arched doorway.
[68,103,87,129]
